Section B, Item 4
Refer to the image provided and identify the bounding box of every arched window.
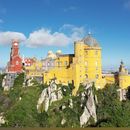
[96,74,99,79]
[65,61,67,66]
[95,50,98,55]
[85,61,88,66]
[47,62,50,66]
[86,74,88,79]
[16,61,19,65]
[95,61,98,66]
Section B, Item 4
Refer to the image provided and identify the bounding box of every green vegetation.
[2,73,42,127]
[0,73,5,89]
[0,73,12,113]
[1,74,130,127]
[95,84,130,127]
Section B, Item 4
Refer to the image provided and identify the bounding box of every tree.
[96,84,130,127]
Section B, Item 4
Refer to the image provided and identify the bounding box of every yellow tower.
[119,61,130,89]
[72,40,86,94]
[72,34,105,94]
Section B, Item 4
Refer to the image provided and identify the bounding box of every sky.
[0,0,130,70]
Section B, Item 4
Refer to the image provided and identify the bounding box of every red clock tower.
[8,40,23,73]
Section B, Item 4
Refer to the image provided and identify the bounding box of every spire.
[88,31,92,36]
[121,60,124,65]
[119,60,128,74]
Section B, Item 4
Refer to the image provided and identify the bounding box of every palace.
[6,34,130,95]
[24,34,130,95]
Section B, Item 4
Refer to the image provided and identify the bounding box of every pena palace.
[6,35,130,95]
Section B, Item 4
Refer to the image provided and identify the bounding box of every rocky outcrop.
[37,80,97,127]
[0,113,6,126]
[117,89,127,101]
[61,118,66,125]
[23,77,34,87]
[80,82,97,127]
[37,80,63,112]
[2,73,17,91]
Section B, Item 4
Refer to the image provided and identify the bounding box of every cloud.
[0,24,86,47]
[0,31,26,45]
[64,6,77,12]
[124,0,130,10]
[60,24,86,42]
[26,25,86,47]
[26,28,70,47]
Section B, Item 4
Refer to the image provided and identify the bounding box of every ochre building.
[25,34,130,95]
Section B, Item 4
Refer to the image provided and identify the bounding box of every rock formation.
[37,79,97,127]
[80,82,97,127]
[2,73,17,91]
[37,80,63,112]
[0,113,6,126]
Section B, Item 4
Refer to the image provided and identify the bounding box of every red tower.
[8,40,23,73]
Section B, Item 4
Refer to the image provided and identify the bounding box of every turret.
[119,60,128,75]
[118,61,130,89]
[8,39,22,73]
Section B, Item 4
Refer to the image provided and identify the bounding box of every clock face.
[14,42,18,46]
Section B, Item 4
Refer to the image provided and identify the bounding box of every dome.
[81,34,100,47]
[47,53,57,59]
[56,50,62,55]
[48,50,53,55]
[47,51,57,59]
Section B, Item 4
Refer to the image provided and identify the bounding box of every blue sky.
[0,0,130,70]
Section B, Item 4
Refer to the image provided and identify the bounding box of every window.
[85,61,88,66]
[51,63,54,66]
[47,62,50,66]
[57,61,61,67]
[65,61,67,66]
[16,61,19,65]
[86,74,88,78]
[95,61,98,66]
[95,51,98,55]
[96,74,99,79]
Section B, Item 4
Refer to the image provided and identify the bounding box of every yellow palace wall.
[25,35,130,95]
[119,74,130,89]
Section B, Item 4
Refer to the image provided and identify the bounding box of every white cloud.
[60,24,86,42]
[26,28,70,47]
[26,25,86,47]
[0,24,86,47]
[0,31,26,45]
[124,0,130,10]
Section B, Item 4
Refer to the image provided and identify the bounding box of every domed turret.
[47,50,57,59]
[48,50,53,55]
[56,50,62,55]
[81,33,100,47]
